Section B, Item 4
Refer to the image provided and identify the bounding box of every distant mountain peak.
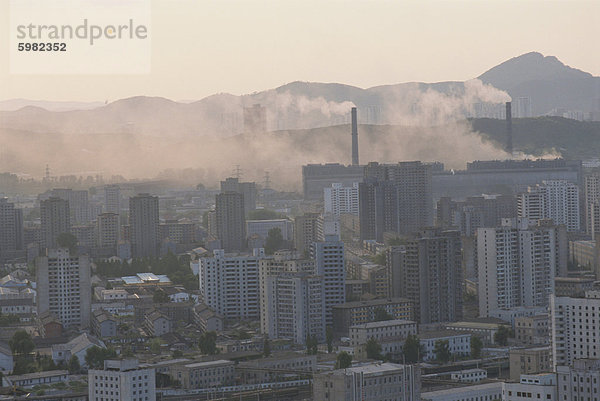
[479,52,594,89]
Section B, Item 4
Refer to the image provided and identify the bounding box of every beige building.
[170,360,235,389]
[509,346,552,381]
[514,314,549,345]
[313,362,420,401]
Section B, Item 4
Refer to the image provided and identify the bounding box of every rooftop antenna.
[233,165,242,180]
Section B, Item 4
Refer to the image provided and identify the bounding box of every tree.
[471,336,483,359]
[365,337,382,360]
[153,290,170,304]
[373,252,386,266]
[199,331,218,355]
[326,327,334,353]
[433,340,451,363]
[373,308,393,322]
[56,233,78,251]
[494,325,511,346]
[263,338,271,357]
[85,346,117,369]
[68,355,81,374]
[335,352,352,369]
[172,350,183,358]
[150,338,162,354]
[306,335,318,355]
[402,335,422,364]
[9,330,34,357]
[264,228,284,255]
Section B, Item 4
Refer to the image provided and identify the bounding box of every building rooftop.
[421,382,503,397]
[184,360,234,369]
[326,362,409,376]
[6,370,68,382]
[445,321,504,330]
[121,273,171,285]
[333,298,412,309]
[350,319,416,330]
[419,330,470,339]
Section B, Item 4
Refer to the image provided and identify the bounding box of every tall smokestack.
[351,107,359,166]
[506,101,513,155]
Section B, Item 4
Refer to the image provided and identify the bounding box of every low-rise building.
[502,373,556,401]
[419,330,471,361]
[444,321,507,345]
[554,276,596,297]
[144,309,171,337]
[193,303,223,333]
[88,359,156,401]
[509,346,552,382]
[237,352,316,384]
[38,311,63,338]
[52,333,106,367]
[2,370,69,388]
[313,362,420,401]
[450,368,487,383]
[421,382,503,401]
[488,306,547,327]
[349,319,417,346]
[91,309,117,338]
[514,314,549,345]
[332,298,413,338]
[169,360,235,389]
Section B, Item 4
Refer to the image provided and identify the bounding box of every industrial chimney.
[505,101,513,155]
[351,107,359,166]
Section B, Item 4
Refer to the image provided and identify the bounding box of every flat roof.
[421,382,503,397]
[420,330,470,339]
[334,298,412,309]
[184,360,233,368]
[350,319,416,330]
[445,322,502,330]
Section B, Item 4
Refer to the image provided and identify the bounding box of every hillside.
[471,116,600,159]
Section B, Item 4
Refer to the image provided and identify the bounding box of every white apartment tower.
[517,180,580,232]
[199,248,263,320]
[310,234,345,325]
[36,248,91,329]
[550,291,600,369]
[88,359,156,401]
[259,251,325,344]
[324,182,359,217]
[477,218,561,317]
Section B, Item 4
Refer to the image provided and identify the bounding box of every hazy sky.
[0,0,598,102]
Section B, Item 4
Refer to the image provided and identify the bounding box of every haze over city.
[0,2,600,401]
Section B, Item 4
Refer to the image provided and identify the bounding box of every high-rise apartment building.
[215,192,246,252]
[310,235,345,326]
[324,182,359,217]
[36,248,91,329]
[584,173,600,236]
[478,218,566,318]
[517,180,580,231]
[261,269,325,344]
[96,213,120,250]
[436,194,516,236]
[386,228,463,324]
[220,177,257,214]
[0,198,23,261]
[199,249,263,320]
[88,359,156,401]
[294,213,320,255]
[359,161,433,241]
[51,188,91,224]
[104,185,121,215]
[550,291,600,369]
[40,197,70,250]
[129,194,159,258]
